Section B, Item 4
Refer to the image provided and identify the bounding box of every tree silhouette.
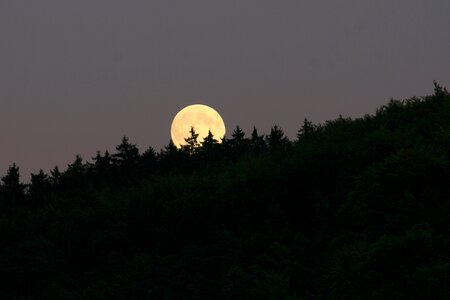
[230,126,248,148]
[58,155,86,191]
[90,150,114,184]
[224,125,249,158]
[66,155,85,177]
[231,126,245,143]
[93,150,113,171]
[50,166,61,186]
[141,146,158,174]
[297,118,315,142]
[202,130,219,148]
[433,80,446,98]
[0,163,25,206]
[163,140,178,156]
[266,125,289,148]
[199,130,219,160]
[182,127,200,156]
[250,126,266,153]
[114,136,140,166]
[28,170,52,206]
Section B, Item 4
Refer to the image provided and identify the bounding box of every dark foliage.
[0,84,449,299]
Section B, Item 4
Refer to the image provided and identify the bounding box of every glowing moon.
[171,104,226,148]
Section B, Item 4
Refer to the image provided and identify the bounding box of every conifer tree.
[28,170,51,206]
[114,136,140,166]
[182,127,200,155]
[201,130,219,153]
[165,140,178,154]
[231,126,245,142]
[58,155,87,191]
[250,126,266,153]
[66,155,85,177]
[0,163,26,206]
[141,146,158,173]
[297,118,315,142]
[230,126,247,148]
[50,166,61,186]
[90,150,114,184]
[93,150,113,170]
[266,125,289,148]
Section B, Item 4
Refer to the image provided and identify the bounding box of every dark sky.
[1,0,450,180]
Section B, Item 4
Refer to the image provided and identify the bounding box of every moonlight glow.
[171,104,226,149]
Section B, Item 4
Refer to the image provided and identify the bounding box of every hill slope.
[0,84,449,299]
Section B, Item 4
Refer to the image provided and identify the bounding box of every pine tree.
[93,150,113,171]
[114,136,140,166]
[28,170,51,206]
[0,163,26,206]
[90,150,115,184]
[141,146,158,174]
[50,166,61,186]
[250,126,266,153]
[165,140,178,154]
[66,155,85,177]
[230,126,247,148]
[182,127,200,155]
[266,125,289,148]
[158,140,185,171]
[201,130,219,153]
[231,126,245,142]
[297,118,315,142]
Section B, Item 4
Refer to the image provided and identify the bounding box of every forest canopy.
[0,83,449,299]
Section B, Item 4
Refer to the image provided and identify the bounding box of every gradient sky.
[1,0,450,180]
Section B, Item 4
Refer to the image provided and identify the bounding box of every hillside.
[0,84,449,299]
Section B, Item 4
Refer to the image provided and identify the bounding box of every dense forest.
[0,83,449,299]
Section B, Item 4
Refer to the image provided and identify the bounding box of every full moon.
[171,104,226,149]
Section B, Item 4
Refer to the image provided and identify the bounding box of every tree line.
[0,120,317,210]
[0,83,449,299]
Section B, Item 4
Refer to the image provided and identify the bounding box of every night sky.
[1,0,449,180]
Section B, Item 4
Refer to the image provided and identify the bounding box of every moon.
[171,104,226,149]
